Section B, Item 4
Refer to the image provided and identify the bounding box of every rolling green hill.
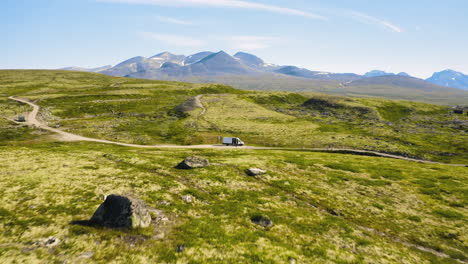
[0,70,466,263]
[185,74,468,106]
[1,70,466,163]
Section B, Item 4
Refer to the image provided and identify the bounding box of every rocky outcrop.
[89,194,152,228]
[176,156,210,169]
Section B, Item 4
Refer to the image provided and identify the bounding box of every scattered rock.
[246,168,267,176]
[288,257,297,264]
[181,195,193,203]
[326,208,342,216]
[78,252,94,259]
[34,236,60,248]
[124,234,150,246]
[21,247,35,253]
[148,208,170,223]
[87,194,152,228]
[176,244,185,253]
[251,215,273,228]
[152,233,165,240]
[176,156,210,169]
[157,200,171,206]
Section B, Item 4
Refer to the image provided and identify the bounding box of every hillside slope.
[185,74,468,106]
[62,51,468,105]
[1,70,466,163]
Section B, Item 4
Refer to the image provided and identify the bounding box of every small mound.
[176,96,203,113]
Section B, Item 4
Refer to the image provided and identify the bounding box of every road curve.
[9,96,467,167]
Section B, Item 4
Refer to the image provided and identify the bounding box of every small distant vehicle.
[16,115,26,122]
[223,137,244,146]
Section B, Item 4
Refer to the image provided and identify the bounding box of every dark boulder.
[251,215,273,228]
[176,156,210,169]
[88,194,152,228]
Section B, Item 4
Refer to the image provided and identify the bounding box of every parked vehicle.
[223,137,244,146]
[16,115,26,122]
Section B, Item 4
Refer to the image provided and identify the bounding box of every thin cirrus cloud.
[140,32,278,50]
[140,32,205,47]
[349,11,402,33]
[98,0,326,20]
[229,36,278,51]
[156,15,194,25]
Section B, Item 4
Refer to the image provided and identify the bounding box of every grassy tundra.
[0,70,466,263]
[0,70,466,163]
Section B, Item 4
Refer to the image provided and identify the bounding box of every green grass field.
[1,70,466,163]
[0,70,466,263]
[0,142,466,263]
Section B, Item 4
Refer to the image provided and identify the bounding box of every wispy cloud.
[99,0,326,20]
[156,15,194,25]
[140,32,205,47]
[228,36,277,51]
[349,11,402,33]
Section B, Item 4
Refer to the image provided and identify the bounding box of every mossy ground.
[0,70,467,263]
[1,70,466,163]
[0,142,466,263]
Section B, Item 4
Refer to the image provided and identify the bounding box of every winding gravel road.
[9,96,467,167]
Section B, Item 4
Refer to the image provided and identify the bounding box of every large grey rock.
[89,194,152,228]
[246,168,267,176]
[176,156,210,169]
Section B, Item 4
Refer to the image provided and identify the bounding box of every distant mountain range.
[62,51,468,93]
[426,69,468,91]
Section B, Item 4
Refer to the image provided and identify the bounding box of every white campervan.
[222,137,244,146]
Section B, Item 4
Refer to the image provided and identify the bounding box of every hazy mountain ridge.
[363,70,411,78]
[61,51,468,93]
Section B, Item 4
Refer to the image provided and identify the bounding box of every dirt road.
[9,96,467,167]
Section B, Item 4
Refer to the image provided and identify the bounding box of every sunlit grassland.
[195,94,319,147]
[194,93,467,163]
[0,70,467,263]
[0,142,466,263]
[0,70,467,163]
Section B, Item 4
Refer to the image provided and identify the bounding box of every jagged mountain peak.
[184,51,215,64]
[151,51,178,58]
[196,51,234,64]
[114,56,147,67]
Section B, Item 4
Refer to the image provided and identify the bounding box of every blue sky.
[2,0,468,78]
